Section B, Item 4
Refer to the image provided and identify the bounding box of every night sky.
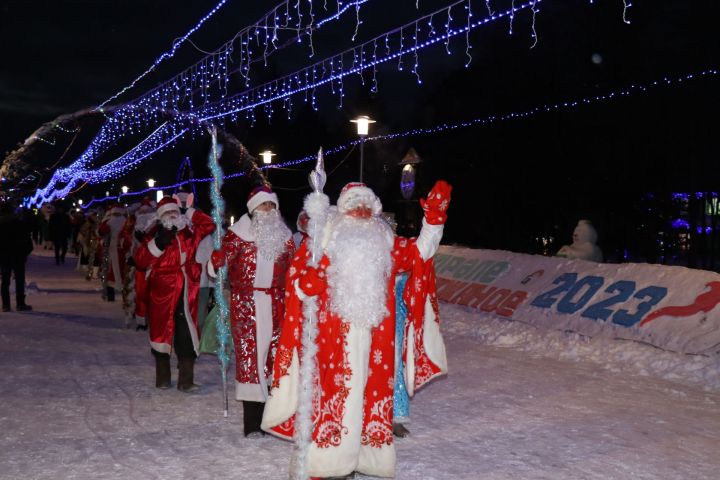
[1,0,718,260]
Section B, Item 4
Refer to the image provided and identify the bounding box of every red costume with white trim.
[134,204,214,355]
[98,204,127,289]
[211,215,295,401]
[125,199,157,324]
[210,187,295,404]
[262,181,451,478]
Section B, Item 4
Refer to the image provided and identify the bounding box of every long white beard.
[325,214,394,329]
[251,209,291,262]
[160,213,189,231]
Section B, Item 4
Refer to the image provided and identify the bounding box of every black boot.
[177,356,199,393]
[243,401,265,437]
[16,295,32,312]
[153,350,171,389]
[393,422,410,438]
[106,287,115,302]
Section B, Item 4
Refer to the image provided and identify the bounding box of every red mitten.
[299,266,326,297]
[211,250,226,269]
[420,180,452,225]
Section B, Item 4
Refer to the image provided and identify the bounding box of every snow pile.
[441,302,720,392]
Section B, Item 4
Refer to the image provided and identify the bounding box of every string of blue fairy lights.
[97,0,231,109]
[31,0,370,207]
[76,67,719,210]
[29,0,540,207]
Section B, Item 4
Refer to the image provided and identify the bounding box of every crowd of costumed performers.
[53,156,452,478]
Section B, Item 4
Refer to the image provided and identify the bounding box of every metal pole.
[359,136,365,182]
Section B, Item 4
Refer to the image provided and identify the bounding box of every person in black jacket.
[0,202,33,312]
[48,203,72,265]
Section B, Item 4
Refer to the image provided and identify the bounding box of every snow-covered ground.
[1,249,719,479]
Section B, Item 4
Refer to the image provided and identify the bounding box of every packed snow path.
[1,251,719,479]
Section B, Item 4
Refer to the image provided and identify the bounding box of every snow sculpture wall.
[435,246,720,355]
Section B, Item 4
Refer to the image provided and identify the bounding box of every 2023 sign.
[530,273,668,327]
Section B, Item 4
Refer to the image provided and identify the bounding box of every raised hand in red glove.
[420,180,452,225]
[299,266,327,297]
[211,250,226,270]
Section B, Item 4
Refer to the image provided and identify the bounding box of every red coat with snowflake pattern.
[263,235,447,478]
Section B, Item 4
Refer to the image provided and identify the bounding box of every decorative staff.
[293,148,329,480]
[206,125,232,417]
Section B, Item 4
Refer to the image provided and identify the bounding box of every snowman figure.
[556,219,603,262]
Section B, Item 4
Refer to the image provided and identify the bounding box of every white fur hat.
[109,203,126,215]
[337,182,382,215]
[156,196,180,217]
[247,186,279,213]
[136,198,155,215]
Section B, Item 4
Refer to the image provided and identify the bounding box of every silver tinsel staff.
[206,125,232,417]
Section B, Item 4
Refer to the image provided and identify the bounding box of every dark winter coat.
[48,212,72,242]
[0,213,33,263]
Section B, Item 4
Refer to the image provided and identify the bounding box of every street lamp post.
[351,115,375,182]
[398,147,423,237]
[260,150,275,165]
[260,150,275,182]
[147,178,156,188]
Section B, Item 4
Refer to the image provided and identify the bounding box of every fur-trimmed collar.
[228,214,254,242]
[228,212,292,244]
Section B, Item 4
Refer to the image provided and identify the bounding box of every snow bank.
[441,302,720,392]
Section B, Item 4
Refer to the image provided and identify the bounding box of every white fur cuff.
[148,239,163,258]
[303,192,329,219]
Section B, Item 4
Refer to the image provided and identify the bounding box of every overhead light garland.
[32,0,537,206]
[195,0,540,122]
[97,0,231,109]
[98,0,367,109]
[74,68,719,209]
[34,0,369,206]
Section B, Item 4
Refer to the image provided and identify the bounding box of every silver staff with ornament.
[292,148,330,480]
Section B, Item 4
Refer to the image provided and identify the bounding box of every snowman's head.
[573,220,597,245]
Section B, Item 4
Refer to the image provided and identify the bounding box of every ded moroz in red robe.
[133,208,215,355]
[98,215,127,289]
[129,213,157,324]
[261,219,447,478]
[210,214,295,402]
